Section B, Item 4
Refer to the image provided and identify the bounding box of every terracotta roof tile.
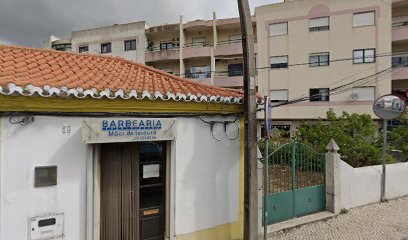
[0,45,250,103]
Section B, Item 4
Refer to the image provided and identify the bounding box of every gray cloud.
[0,0,280,47]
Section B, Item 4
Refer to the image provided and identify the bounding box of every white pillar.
[211,12,217,86]
[257,147,263,236]
[325,139,341,214]
[179,15,185,77]
[212,11,217,48]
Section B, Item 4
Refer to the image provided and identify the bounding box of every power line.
[176,50,408,77]
[255,51,406,71]
[274,67,395,107]
[277,61,391,102]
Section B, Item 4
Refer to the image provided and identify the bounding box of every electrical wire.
[9,115,34,125]
[175,51,408,77]
[283,61,391,101]
[274,67,396,107]
[198,116,240,141]
[225,122,240,141]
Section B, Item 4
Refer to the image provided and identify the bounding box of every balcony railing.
[216,38,257,46]
[145,45,180,53]
[182,72,212,79]
[183,42,213,48]
[393,21,408,28]
[392,56,408,67]
[214,70,244,77]
[146,38,258,53]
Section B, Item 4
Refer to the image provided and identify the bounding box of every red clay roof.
[0,45,245,103]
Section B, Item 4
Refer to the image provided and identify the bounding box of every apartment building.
[43,15,255,89]
[255,0,392,131]
[43,21,149,64]
[145,14,256,89]
[392,0,408,101]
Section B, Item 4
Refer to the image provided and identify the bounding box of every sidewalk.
[269,197,408,240]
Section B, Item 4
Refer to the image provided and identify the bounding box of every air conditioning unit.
[350,93,359,101]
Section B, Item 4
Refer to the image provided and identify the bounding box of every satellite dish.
[351,93,359,101]
[373,94,406,120]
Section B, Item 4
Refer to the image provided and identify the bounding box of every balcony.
[392,21,408,42]
[215,39,243,56]
[145,46,180,63]
[181,72,212,85]
[214,39,258,56]
[183,42,213,59]
[392,56,408,80]
[214,71,244,88]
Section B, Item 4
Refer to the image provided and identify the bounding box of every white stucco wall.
[71,21,147,64]
[0,115,241,239]
[384,162,408,200]
[174,117,241,236]
[0,116,87,240]
[339,160,408,210]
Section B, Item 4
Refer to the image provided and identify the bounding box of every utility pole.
[237,0,258,239]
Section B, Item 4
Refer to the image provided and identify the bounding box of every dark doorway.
[100,142,166,240]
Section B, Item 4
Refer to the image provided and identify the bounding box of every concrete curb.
[262,211,337,238]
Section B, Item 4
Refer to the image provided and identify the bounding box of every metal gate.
[263,142,326,225]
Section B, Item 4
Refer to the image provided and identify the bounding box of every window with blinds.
[270,56,288,69]
[353,11,375,27]
[270,90,289,103]
[352,87,375,101]
[269,22,288,36]
[309,17,330,32]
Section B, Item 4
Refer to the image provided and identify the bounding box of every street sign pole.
[381,119,388,202]
[263,96,269,240]
[373,94,406,203]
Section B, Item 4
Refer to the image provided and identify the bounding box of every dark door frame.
[91,141,173,240]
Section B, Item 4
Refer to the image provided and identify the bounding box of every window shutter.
[270,90,288,101]
[270,56,288,64]
[352,87,375,101]
[309,17,329,28]
[353,11,375,27]
[269,22,288,36]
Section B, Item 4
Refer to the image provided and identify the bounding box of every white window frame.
[309,52,330,67]
[352,87,375,101]
[269,22,288,37]
[309,17,330,32]
[353,11,375,27]
[353,49,376,64]
[270,55,288,69]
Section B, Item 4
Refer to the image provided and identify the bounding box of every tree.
[293,110,385,167]
[388,112,408,162]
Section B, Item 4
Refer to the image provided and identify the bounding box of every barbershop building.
[0,45,245,240]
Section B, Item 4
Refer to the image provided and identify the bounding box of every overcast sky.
[0,0,281,48]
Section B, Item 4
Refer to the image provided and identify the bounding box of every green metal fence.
[263,141,326,225]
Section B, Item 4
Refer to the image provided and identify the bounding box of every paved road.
[269,197,408,240]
